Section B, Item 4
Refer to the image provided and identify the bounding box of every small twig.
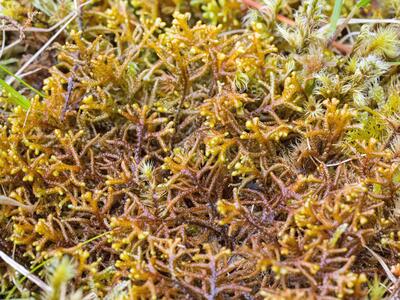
[0,250,51,293]
[242,0,296,26]
[0,21,6,59]
[0,195,36,213]
[325,155,366,167]
[276,14,295,26]
[61,65,78,121]
[74,0,84,32]
[23,104,32,128]
[346,18,400,25]
[171,66,190,146]
[339,31,360,43]
[218,29,248,37]
[18,67,45,79]
[7,0,92,85]
[7,17,75,85]
[1,13,73,33]
[0,17,25,55]
[242,0,262,10]
[364,246,397,284]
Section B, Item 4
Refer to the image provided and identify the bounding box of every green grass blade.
[78,230,113,247]
[0,65,46,98]
[329,0,343,34]
[0,78,31,110]
[356,0,371,8]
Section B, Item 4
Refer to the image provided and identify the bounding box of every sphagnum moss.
[0,0,400,299]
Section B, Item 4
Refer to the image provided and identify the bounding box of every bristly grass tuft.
[368,274,389,300]
[44,256,76,300]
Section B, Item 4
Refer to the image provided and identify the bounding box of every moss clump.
[1,0,400,299]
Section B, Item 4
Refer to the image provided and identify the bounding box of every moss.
[0,0,399,299]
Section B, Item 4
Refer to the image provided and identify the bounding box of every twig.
[7,20,74,85]
[1,6,84,33]
[0,195,36,213]
[339,31,360,43]
[346,18,400,25]
[61,65,78,120]
[0,250,51,293]
[74,0,84,32]
[364,245,397,284]
[18,67,45,79]
[325,155,366,167]
[171,66,190,146]
[0,21,5,59]
[6,0,92,85]
[0,11,78,56]
[218,29,248,37]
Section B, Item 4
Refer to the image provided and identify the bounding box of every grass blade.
[0,78,31,110]
[329,0,343,34]
[356,0,371,8]
[0,65,45,98]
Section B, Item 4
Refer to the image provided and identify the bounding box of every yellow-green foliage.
[1,0,400,299]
